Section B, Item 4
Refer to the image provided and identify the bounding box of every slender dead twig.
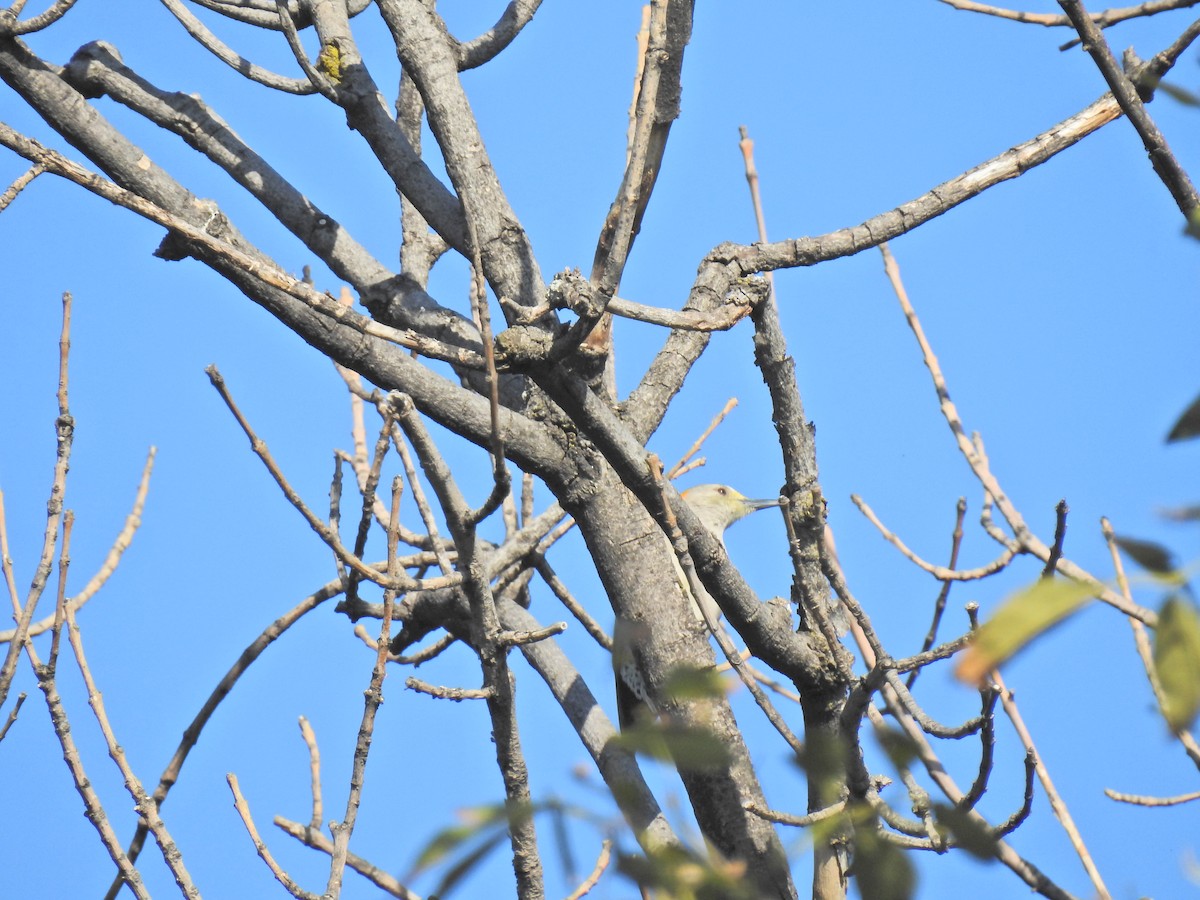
[159,0,316,93]
[389,422,456,575]
[0,690,26,743]
[298,716,323,832]
[0,292,75,707]
[666,397,738,480]
[394,393,544,895]
[1041,500,1069,579]
[878,242,1155,625]
[29,633,153,899]
[406,678,493,701]
[229,773,318,900]
[1104,787,1200,806]
[853,493,1018,582]
[0,448,156,643]
[105,583,340,900]
[939,0,1199,30]
[273,816,419,899]
[564,838,612,900]
[206,366,457,593]
[907,498,969,689]
[61,570,200,898]
[326,479,403,897]
[1101,517,1200,769]
[0,161,42,212]
[531,556,612,651]
[341,409,397,610]
[991,668,1112,899]
[745,799,849,828]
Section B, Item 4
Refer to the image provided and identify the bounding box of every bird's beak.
[744,497,782,512]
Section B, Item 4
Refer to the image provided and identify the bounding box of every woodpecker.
[674,484,779,621]
[613,484,778,729]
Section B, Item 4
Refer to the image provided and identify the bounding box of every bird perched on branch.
[613,484,779,729]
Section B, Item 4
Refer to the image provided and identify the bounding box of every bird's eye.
[717,487,727,495]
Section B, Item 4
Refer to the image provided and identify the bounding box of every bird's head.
[681,484,779,538]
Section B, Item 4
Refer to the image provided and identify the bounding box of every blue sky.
[1,2,1198,898]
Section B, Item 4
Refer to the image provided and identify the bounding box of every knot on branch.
[493,323,557,370]
[63,42,123,98]
[547,268,607,321]
[784,484,825,527]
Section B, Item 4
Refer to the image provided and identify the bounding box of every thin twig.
[228,773,318,900]
[531,556,612,651]
[666,397,738,480]
[0,290,75,709]
[1041,500,1069,579]
[0,161,42,212]
[908,498,968,689]
[205,366,455,592]
[991,668,1112,899]
[0,447,156,643]
[853,493,1017,582]
[1104,787,1200,806]
[389,421,456,575]
[326,478,403,896]
[105,583,339,899]
[745,799,849,828]
[993,751,1038,837]
[298,716,323,832]
[564,838,612,900]
[28,635,152,899]
[938,0,1198,30]
[0,691,26,742]
[405,677,493,701]
[273,816,419,899]
[61,582,201,897]
[878,242,1155,625]
[1102,517,1200,768]
[342,410,397,609]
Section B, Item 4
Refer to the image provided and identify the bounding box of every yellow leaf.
[956,578,1096,684]
[1154,596,1200,731]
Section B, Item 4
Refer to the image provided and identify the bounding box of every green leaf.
[1159,81,1200,107]
[432,829,509,898]
[956,578,1097,684]
[1160,504,1200,523]
[852,821,916,900]
[875,728,920,770]
[614,720,732,769]
[617,845,757,900]
[1154,596,1200,731]
[1115,536,1178,577]
[932,804,999,860]
[409,803,507,874]
[1167,393,1200,442]
[662,664,728,702]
